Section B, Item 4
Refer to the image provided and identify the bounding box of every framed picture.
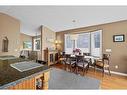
[113,34,125,42]
[23,41,32,49]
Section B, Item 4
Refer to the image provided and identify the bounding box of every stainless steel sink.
[10,61,44,72]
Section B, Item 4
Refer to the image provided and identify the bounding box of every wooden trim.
[90,66,127,77]
[105,70,127,77]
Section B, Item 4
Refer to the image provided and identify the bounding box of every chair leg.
[86,67,89,73]
[63,60,66,70]
[70,64,72,72]
[76,66,78,74]
[64,63,67,70]
[102,68,105,77]
[108,67,111,76]
[94,65,96,72]
[83,67,85,76]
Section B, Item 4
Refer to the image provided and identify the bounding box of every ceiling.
[0,6,127,36]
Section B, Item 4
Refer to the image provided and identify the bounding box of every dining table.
[69,54,100,63]
[68,54,90,74]
[66,54,101,72]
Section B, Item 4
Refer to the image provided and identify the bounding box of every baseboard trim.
[90,66,127,77]
[105,70,127,77]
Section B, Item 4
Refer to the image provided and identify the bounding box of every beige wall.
[32,25,56,60]
[41,26,56,60]
[20,33,32,50]
[0,13,20,56]
[56,20,127,74]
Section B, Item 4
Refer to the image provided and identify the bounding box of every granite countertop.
[0,58,50,89]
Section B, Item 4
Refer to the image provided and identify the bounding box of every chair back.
[102,54,110,65]
[62,52,65,56]
[76,55,89,68]
[65,54,70,58]
[76,55,84,62]
[64,54,71,61]
[59,51,65,58]
[103,54,110,60]
[83,53,91,56]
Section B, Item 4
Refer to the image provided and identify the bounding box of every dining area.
[57,30,111,77]
[59,48,111,77]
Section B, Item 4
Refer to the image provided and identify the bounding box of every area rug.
[49,68,100,89]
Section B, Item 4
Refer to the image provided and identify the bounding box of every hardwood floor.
[51,63,127,89]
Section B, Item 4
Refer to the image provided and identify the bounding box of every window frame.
[76,32,91,53]
[64,30,102,58]
[33,37,41,51]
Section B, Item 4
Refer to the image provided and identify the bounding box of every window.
[64,30,102,58]
[94,32,100,48]
[76,33,90,53]
[65,33,90,54]
[91,30,102,57]
[34,38,41,51]
[77,33,90,48]
[66,35,73,48]
[64,34,73,54]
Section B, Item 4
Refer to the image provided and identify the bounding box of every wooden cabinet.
[35,71,50,90]
[44,49,59,66]
[8,71,50,90]
[8,77,36,90]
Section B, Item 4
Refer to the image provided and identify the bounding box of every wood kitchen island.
[0,57,50,90]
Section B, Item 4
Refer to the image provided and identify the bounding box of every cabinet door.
[8,78,35,90]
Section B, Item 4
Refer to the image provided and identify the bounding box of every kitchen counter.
[0,58,50,89]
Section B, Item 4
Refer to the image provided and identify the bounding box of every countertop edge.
[0,68,51,89]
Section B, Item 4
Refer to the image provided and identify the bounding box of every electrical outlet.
[115,65,118,69]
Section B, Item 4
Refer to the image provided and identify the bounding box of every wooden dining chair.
[69,55,77,72]
[83,53,91,56]
[64,54,72,70]
[59,53,71,70]
[95,54,111,76]
[75,55,89,76]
